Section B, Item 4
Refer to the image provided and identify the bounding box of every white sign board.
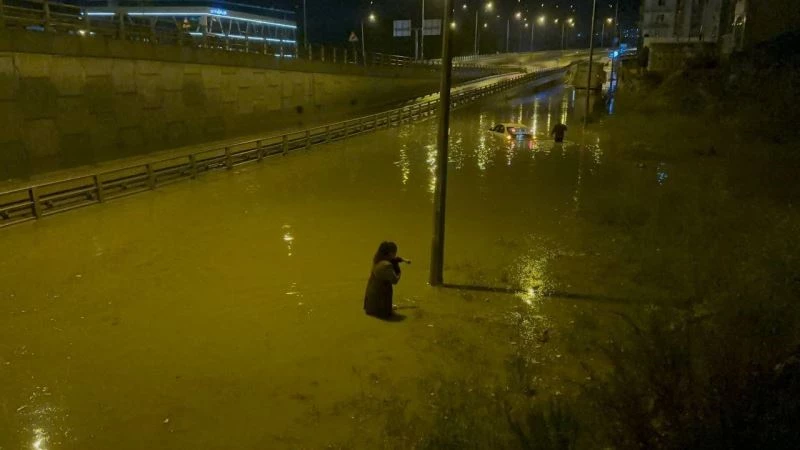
[423,19,441,36]
[393,20,412,37]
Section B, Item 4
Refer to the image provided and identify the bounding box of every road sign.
[423,19,441,36]
[349,31,359,42]
[393,20,412,37]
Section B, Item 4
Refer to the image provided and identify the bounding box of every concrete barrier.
[0,31,500,179]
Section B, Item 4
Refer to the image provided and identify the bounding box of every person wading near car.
[364,241,407,319]
[551,123,568,143]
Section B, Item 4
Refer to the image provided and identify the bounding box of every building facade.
[640,0,723,43]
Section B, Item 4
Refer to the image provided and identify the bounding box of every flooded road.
[1,84,645,449]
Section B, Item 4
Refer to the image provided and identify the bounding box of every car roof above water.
[499,123,528,129]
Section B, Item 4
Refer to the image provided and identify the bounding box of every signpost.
[349,31,359,64]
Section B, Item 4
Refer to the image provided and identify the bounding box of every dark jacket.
[364,260,400,318]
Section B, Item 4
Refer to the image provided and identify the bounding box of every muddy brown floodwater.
[0,83,728,449]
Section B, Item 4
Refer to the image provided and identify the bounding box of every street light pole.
[474,8,479,55]
[361,19,366,64]
[614,0,620,47]
[506,18,510,52]
[430,0,454,286]
[585,0,598,126]
[421,0,425,60]
[601,18,613,48]
[302,0,308,50]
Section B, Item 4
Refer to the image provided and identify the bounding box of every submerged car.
[489,123,532,140]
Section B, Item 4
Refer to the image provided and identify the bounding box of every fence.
[0,67,567,229]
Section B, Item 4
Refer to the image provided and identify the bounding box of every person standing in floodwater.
[551,123,568,143]
[364,241,405,319]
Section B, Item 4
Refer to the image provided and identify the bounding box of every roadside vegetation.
[364,33,800,449]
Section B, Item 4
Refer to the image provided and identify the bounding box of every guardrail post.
[146,163,156,188]
[321,46,325,62]
[333,47,337,63]
[256,140,263,162]
[29,187,42,218]
[189,154,198,178]
[94,175,105,202]
[43,0,52,32]
[84,9,92,33]
[305,130,311,148]
[225,147,233,169]
[119,13,126,40]
[281,135,288,155]
[325,126,331,142]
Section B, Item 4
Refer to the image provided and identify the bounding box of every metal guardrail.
[0,67,567,229]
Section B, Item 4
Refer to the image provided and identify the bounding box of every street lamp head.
[606,18,613,24]
[568,17,574,24]
[462,4,467,10]
[485,2,493,11]
[368,13,376,22]
[450,21,457,30]
[483,22,488,28]
[515,11,522,19]
[538,16,546,24]
[525,23,529,28]
[554,18,559,24]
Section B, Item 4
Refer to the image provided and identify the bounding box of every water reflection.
[397,144,410,186]
[282,224,294,256]
[657,163,669,185]
[425,143,437,197]
[0,82,600,450]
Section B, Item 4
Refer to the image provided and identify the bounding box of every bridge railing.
[0,66,567,228]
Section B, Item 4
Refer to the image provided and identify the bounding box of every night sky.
[264,0,640,55]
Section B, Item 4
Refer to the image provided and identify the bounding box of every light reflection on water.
[0,84,607,450]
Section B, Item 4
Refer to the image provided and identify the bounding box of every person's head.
[373,241,398,264]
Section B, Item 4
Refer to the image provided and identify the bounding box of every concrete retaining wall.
[0,32,474,179]
[645,41,718,72]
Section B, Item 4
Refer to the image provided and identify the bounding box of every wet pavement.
[1,84,637,449]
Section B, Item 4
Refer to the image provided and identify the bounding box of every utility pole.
[584,0,598,126]
[430,0,454,286]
